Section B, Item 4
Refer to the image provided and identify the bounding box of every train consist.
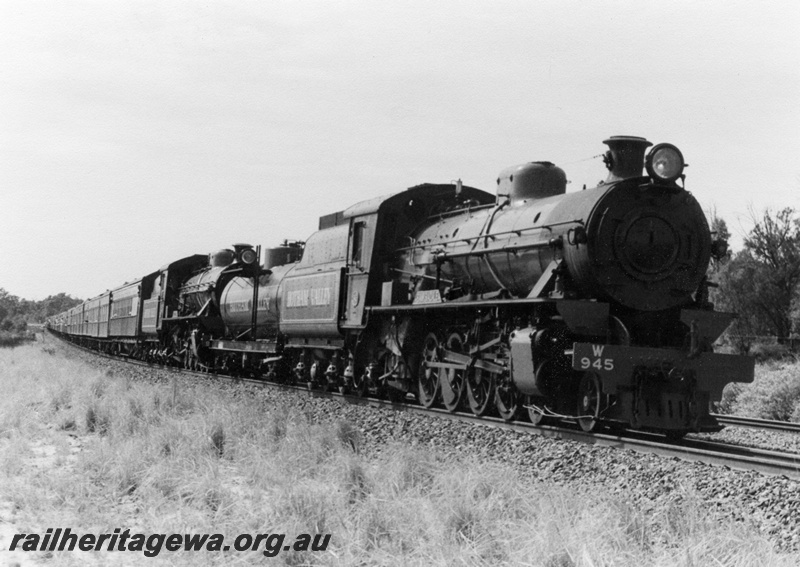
[48,136,754,436]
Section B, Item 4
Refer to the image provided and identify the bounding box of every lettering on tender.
[286,287,331,308]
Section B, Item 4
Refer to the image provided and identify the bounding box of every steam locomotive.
[48,136,754,436]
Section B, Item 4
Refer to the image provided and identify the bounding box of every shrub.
[0,331,35,348]
[726,362,800,420]
[750,342,797,363]
[716,383,742,414]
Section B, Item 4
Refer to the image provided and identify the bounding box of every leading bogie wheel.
[440,332,466,413]
[577,372,602,432]
[417,333,441,408]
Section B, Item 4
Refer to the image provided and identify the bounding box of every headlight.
[645,143,684,182]
[239,248,258,265]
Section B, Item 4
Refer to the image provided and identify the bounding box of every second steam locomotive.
[48,136,754,436]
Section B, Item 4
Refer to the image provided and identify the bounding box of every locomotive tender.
[49,136,754,436]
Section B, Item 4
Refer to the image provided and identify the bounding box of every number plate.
[575,344,615,371]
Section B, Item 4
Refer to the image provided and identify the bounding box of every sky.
[1,1,798,300]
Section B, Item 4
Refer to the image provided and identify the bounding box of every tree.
[711,208,800,352]
[0,288,83,331]
[743,207,800,343]
[707,211,731,276]
[0,289,20,325]
[709,209,731,243]
[36,293,82,321]
[714,252,773,353]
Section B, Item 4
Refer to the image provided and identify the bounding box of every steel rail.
[54,335,800,480]
[712,414,800,434]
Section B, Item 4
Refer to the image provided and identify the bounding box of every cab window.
[351,222,365,267]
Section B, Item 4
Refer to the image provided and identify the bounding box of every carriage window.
[352,222,365,266]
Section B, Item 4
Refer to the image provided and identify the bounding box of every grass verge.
[0,340,795,566]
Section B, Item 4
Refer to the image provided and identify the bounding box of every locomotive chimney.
[602,136,652,183]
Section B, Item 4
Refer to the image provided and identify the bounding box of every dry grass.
[0,339,796,566]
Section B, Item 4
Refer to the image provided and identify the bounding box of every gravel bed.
[61,343,800,552]
[689,426,800,455]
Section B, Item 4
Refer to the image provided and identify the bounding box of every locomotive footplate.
[571,342,755,431]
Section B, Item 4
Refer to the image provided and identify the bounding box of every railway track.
[713,414,800,434]
[57,336,800,481]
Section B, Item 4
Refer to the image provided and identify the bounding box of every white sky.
[1,1,798,300]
